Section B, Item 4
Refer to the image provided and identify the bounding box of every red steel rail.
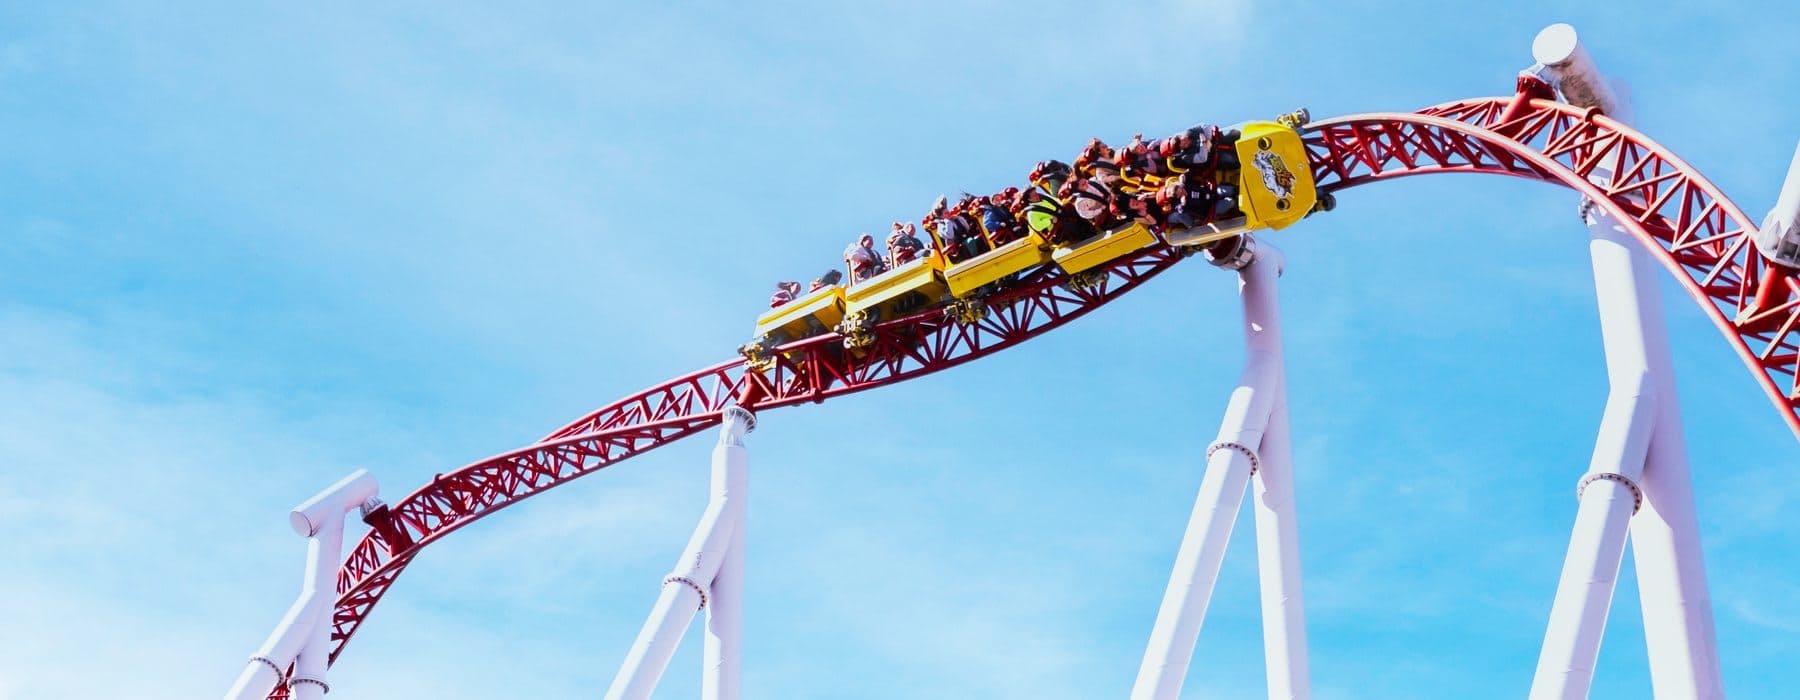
[260,93,1799,697]
[1305,96,1799,437]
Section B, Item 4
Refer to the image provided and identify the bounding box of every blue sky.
[2,2,1796,698]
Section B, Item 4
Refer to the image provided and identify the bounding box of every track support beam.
[1528,204,1724,699]
[225,470,380,700]
[1133,241,1311,700]
[605,405,754,700]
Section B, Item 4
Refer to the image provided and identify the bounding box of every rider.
[769,280,802,307]
[1158,170,1240,229]
[927,195,987,262]
[981,188,1023,245]
[887,222,926,267]
[809,268,843,292]
[1076,138,1125,189]
[1029,159,1072,196]
[844,233,888,284]
[1060,176,1122,231]
[1163,123,1238,174]
[1118,133,1167,188]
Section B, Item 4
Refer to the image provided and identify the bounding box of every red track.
[259,93,1800,697]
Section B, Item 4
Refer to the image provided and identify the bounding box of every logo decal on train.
[1253,149,1297,199]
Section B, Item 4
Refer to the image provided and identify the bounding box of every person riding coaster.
[1059,176,1128,232]
[1156,170,1241,230]
[1076,140,1128,191]
[809,268,843,292]
[1118,133,1175,190]
[886,222,926,268]
[979,189,1024,246]
[844,233,888,284]
[1029,159,1072,196]
[769,280,802,308]
[1161,123,1239,175]
[925,195,988,263]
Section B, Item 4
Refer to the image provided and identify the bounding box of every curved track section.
[1305,97,1799,436]
[261,96,1799,697]
[313,246,1185,673]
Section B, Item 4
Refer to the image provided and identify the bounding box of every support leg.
[224,470,378,700]
[1528,204,1668,699]
[703,446,748,700]
[289,528,343,700]
[607,407,754,700]
[1133,244,1295,700]
[1587,206,1726,698]
[1253,402,1311,700]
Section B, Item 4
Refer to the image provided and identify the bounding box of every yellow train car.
[1234,120,1316,231]
[1164,116,1320,248]
[944,232,1052,298]
[1052,221,1158,275]
[752,284,845,345]
[843,252,949,323]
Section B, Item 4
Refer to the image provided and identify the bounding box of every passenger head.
[859,233,874,248]
[1159,133,1186,158]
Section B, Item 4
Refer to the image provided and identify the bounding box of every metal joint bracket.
[664,575,709,609]
[249,655,284,679]
[287,676,330,694]
[1205,234,1257,271]
[357,496,385,520]
[1577,197,1597,222]
[1576,472,1643,514]
[724,405,756,434]
[1206,441,1261,476]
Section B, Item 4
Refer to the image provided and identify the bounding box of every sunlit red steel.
[1305,97,1800,437]
[257,94,1799,698]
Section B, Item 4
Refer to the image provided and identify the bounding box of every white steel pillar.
[1528,203,1658,700]
[225,470,380,700]
[1597,205,1725,699]
[1528,26,1723,696]
[1134,241,1308,700]
[606,405,754,700]
[1253,400,1311,700]
[703,432,749,700]
[1529,202,1726,699]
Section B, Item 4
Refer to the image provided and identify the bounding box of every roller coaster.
[225,24,1800,700]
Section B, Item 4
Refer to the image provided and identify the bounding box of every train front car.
[1165,113,1322,248]
[1235,117,1319,231]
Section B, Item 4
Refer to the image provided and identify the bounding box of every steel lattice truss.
[258,94,1799,698]
[1304,96,1799,436]
[276,245,1187,698]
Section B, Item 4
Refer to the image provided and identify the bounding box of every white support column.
[1527,26,1724,692]
[703,431,749,700]
[289,525,343,700]
[225,470,379,700]
[1134,241,1307,700]
[1253,401,1311,700]
[1592,205,1725,699]
[606,406,754,700]
[1529,203,1661,700]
